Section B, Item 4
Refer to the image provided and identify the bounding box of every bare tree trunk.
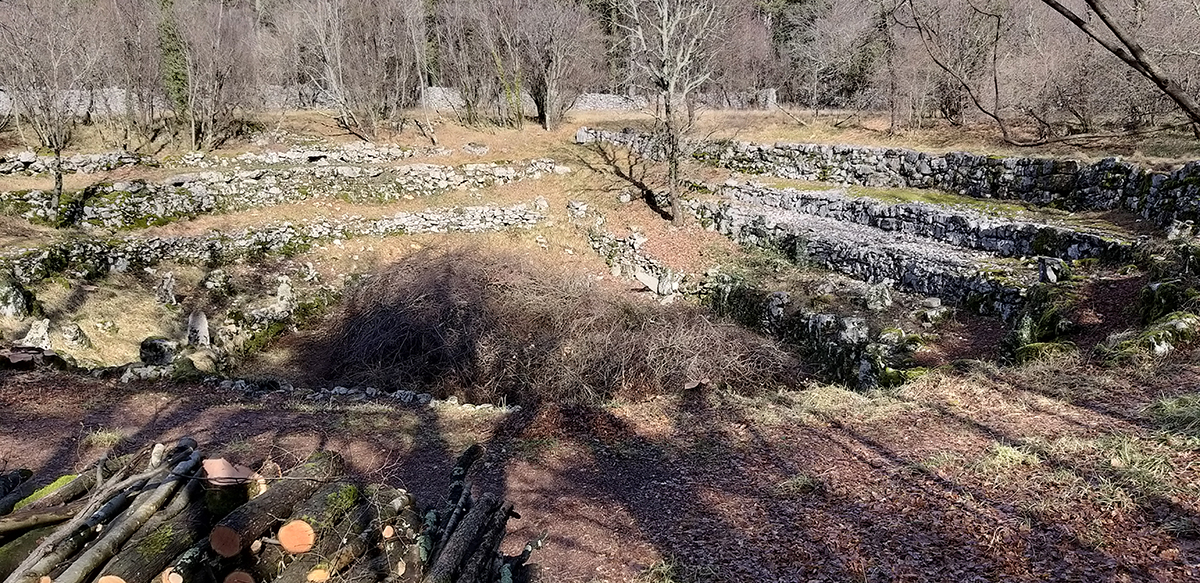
[52,148,63,226]
[664,92,682,226]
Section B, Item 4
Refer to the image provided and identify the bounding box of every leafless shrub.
[302,246,803,406]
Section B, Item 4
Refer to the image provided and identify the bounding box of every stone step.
[720,183,1135,262]
[696,199,1033,321]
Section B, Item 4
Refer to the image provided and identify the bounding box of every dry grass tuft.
[82,427,125,449]
[299,245,802,406]
[1146,393,1200,437]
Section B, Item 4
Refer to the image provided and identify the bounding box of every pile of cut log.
[0,441,541,583]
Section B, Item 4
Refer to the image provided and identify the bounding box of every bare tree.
[516,0,604,130]
[0,0,101,223]
[97,0,169,149]
[1039,0,1200,132]
[620,0,726,225]
[286,0,425,139]
[171,0,259,150]
[434,0,496,126]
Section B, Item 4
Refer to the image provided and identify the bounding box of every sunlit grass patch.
[975,442,1042,474]
[1145,393,1200,437]
[772,472,824,498]
[637,556,718,583]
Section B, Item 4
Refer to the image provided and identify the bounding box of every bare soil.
[2,351,1197,582]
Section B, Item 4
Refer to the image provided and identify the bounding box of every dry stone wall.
[1,160,565,229]
[694,200,1030,322]
[0,150,148,175]
[1,202,545,285]
[722,184,1134,262]
[693,140,1200,229]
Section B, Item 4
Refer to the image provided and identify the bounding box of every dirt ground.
[2,350,1197,582]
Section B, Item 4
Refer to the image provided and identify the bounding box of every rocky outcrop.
[0,271,30,318]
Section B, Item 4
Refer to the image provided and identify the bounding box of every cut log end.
[210,525,244,558]
[39,577,52,583]
[97,577,127,583]
[277,520,316,554]
[381,525,396,539]
[223,571,254,583]
[305,569,330,583]
[166,569,184,583]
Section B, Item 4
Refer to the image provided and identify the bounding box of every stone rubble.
[695,198,1032,321]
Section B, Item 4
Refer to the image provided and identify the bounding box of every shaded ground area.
[2,348,1198,582]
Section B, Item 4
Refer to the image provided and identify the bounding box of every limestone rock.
[1038,257,1069,284]
[0,272,30,318]
[865,284,893,312]
[20,319,51,349]
[188,309,210,346]
[60,322,92,349]
[567,200,589,218]
[156,272,178,305]
[185,348,220,373]
[139,336,180,365]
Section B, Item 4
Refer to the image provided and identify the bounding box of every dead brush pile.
[302,246,803,405]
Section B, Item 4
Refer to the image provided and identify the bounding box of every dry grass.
[81,427,125,449]
[295,244,803,406]
[0,216,59,249]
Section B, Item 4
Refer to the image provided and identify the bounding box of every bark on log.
[96,477,210,583]
[209,452,343,558]
[5,476,153,583]
[302,487,408,583]
[0,481,39,518]
[96,502,209,583]
[421,493,499,583]
[0,499,85,537]
[3,441,194,583]
[337,555,392,583]
[55,451,203,583]
[457,503,514,583]
[21,454,136,513]
[160,538,236,583]
[0,526,55,580]
[429,445,484,562]
[245,541,290,583]
[276,482,361,555]
[0,471,32,502]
